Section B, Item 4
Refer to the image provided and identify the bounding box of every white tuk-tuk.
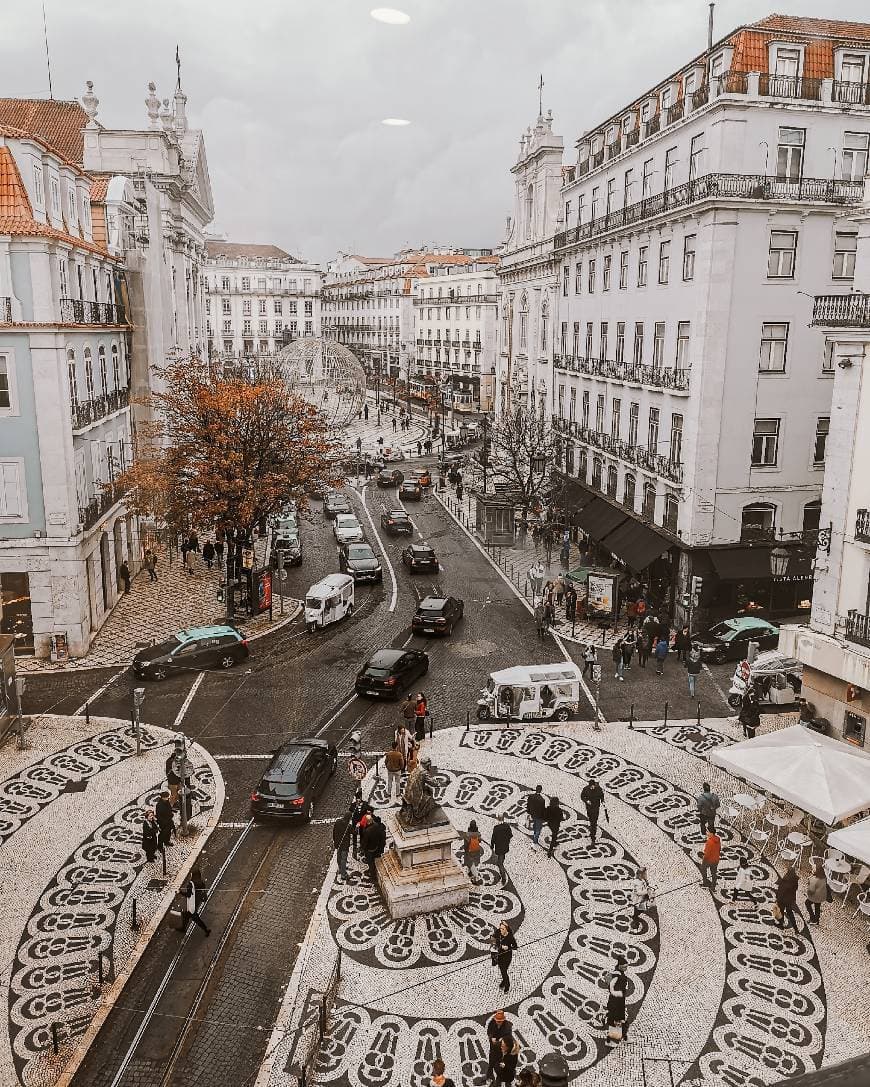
[477,662,584,723]
[304,573,354,631]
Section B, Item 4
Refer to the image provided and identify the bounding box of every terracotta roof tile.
[205,240,298,262]
[750,14,870,42]
[90,176,111,203]
[0,98,91,164]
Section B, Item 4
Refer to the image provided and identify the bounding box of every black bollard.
[629,703,635,729]
[85,701,90,725]
[131,898,139,931]
[162,846,167,878]
[51,1023,61,1056]
[664,700,669,728]
[697,700,702,726]
[465,710,470,733]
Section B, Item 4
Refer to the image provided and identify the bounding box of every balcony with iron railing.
[555,172,864,251]
[692,83,710,109]
[551,416,684,484]
[812,293,870,328]
[79,480,129,532]
[644,113,661,137]
[0,297,11,323]
[666,98,685,125]
[71,387,132,431]
[591,149,605,169]
[414,293,498,305]
[856,509,870,544]
[759,73,822,101]
[554,353,690,392]
[833,80,870,106]
[845,610,870,649]
[625,128,640,148]
[606,138,622,161]
[59,298,129,325]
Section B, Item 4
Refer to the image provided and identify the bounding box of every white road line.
[73,666,128,716]
[703,663,732,709]
[356,483,398,613]
[172,672,205,732]
[217,821,254,828]
[214,754,272,760]
[314,692,358,737]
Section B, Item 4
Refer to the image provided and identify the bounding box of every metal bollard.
[539,1052,570,1087]
[629,703,635,729]
[697,700,702,726]
[663,700,669,728]
[428,715,434,739]
[374,757,381,782]
[162,846,167,878]
[85,701,90,725]
[131,898,139,931]
[51,1023,61,1056]
[465,710,470,732]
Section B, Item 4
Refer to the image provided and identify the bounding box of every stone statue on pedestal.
[398,758,439,828]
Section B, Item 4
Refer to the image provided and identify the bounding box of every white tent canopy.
[709,724,870,825]
[827,816,870,866]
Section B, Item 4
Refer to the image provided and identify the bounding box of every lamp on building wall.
[816,522,833,554]
[769,546,790,578]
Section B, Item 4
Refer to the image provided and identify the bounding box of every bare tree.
[487,405,559,521]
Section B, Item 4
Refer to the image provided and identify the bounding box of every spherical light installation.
[275,337,367,431]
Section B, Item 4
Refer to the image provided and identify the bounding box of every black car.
[377,468,404,487]
[250,738,338,821]
[412,596,464,635]
[693,617,780,663]
[324,493,352,519]
[381,509,413,535]
[132,625,249,681]
[339,542,383,582]
[402,543,439,572]
[399,480,423,501]
[355,648,429,699]
[270,532,303,568]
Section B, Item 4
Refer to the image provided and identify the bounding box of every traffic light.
[690,575,703,605]
[350,730,361,756]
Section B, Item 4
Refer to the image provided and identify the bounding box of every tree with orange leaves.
[117,357,342,539]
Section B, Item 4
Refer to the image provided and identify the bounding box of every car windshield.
[348,545,374,559]
[305,597,323,610]
[258,780,299,797]
[415,547,434,557]
[708,621,739,639]
[336,516,359,527]
[276,535,299,547]
[420,599,446,611]
[150,636,182,655]
[390,511,408,520]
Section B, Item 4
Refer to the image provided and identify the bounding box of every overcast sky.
[3,0,869,263]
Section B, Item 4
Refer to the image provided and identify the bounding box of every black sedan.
[355,648,429,699]
[133,625,249,681]
[402,543,439,572]
[692,617,780,663]
[412,596,464,635]
[377,468,404,487]
[381,509,413,535]
[324,492,352,519]
[250,739,338,821]
[339,542,383,582]
[399,480,423,501]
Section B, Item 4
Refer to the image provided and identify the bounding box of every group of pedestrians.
[524,786,568,857]
[332,789,387,883]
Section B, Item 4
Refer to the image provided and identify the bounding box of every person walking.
[739,687,761,739]
[181,877,210,936]
[155,790,175,849]
[637,627,650,669]
[545,796,566,858]
[565,584,577,623]
[553,574,565,607]
[582,643,598,678]
[144,549,158,582]
[533,599,547,640]
[431,1058,456,1087]
[604,957,629,1043]
[462,819,483,884]
[805,861,829,924]
[674,624,691,663]
[625,598,638,631]
[202,540,215,570]
[456,479,464,502]
[495,1034,520,1085]
[620,630,636,674]
[686,643,703,698]
[401,693,416,731]
[641,612,658,657]
[142,808,159,862]
[395,721,412,765]
[119,559,131,594]
[630,868,654,931]
[214,528,225,566]
[580,779,607,844]
[392,417,397,433]
[384,742,405,803]
[486,1011,513,1082]
[526,560,545,600]
[364,402,369,421]
[332,813,351,883]
[491,815,513,885]
[695,782,720,835]
[775,865,800,930]
[361,813,386,882]
[653,635,669,676]
[417,440,423,457]
[492,920,518,993]
[349,790,372,861]
[527,784,546,846]
[700,829,721,891]
[414,692,428,742]
[612,638,625,681]
[184,547,196,577]
[732,857,757,903]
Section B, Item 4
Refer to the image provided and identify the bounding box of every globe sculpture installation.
[275,337,367,431]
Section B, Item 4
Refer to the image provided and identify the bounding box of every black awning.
[709,547,773,580]
[600,517,674,572]
[575,498,628,541]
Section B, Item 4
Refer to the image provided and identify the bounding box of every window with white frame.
[580,389,588,427]
[603,254,612,291]
[633,323,644,366]
[776,127,805,182]
[813,416,829,464]
[822,341,835,374]
[833,232,858,279]
[221,276,231,291]
[572,321,580,356]
[619,250,629,288]
[663,147,677,191]
[574,261,582,294]
[628,402,639,446]
[599,322,608,362]
[682,234,696,280]
[50,176,60,214]
[652,322,665,369]
[585,322,594,359]
[222,319,232,334]
[611,398,621,439]
[840,52,867,85]
[0,460,25,520]
[67,187,77,223]
[258,298,267,315]
[616,322,625,363]
[759,323,788,372]
[768,230,797,278]
[842,132,869,181]
[751,418,780,466]
[675,321,690,369]
[32,163,44,207]
[222,299,231,315]
[642,158,654,197]
[647,407,660,453]
[637,246,648,287]
[274,298,282,315]
[658,241,670,284]
[562,265,570,296]
[663,493,679,532]
[623,168,633,207]
[587,259,596,293]
[0,354,15,414]
[560,321,567,355]
[774,47,801,79]
[591,186,600,221]
[669,413,683,463]
[570,388,577,422]
[596,394,605,432]
[741,503,775,541]
[623,472,636,508]
[243,319,252,334]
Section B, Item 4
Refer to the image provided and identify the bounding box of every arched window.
[802,499,821,536]
[67,348,79,411]
[606,465,618,498]
[664,493,679,533]
[741,502,776,542]
[540,299,549,352]
[83,346,95,401]
[525,184,534,239]
[519,293,529,351]
[111,343,121,389]
[642,483,656,522]
[578,449,588,481]
[98,346,108,398]
[592,456,603,490]
[623,473,636,508]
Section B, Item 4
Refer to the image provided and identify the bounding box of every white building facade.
[780,190,870,750]
[548,14,870,621]
[204,240,322,360]
[412,258,499,413]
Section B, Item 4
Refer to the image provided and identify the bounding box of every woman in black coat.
[545,796,566,858]
[492,920,518,992]
[142,808,159,862]
[605,957,629,1042]
[496,1035,520,1085]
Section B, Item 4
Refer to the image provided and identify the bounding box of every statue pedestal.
[376,812,471,919]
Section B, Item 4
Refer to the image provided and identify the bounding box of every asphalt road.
[20,463,736,1087]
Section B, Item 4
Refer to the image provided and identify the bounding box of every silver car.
[333,514,364,544]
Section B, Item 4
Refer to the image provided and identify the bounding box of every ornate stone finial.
[145,82,161,129]
[160,97,175,137]
[81,80,99,126]
[545,108,554,132]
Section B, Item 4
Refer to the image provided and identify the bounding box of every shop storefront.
[700,546,814,622]
[0,572,34,655]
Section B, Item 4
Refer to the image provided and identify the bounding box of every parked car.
[333,514,364,544]
[250,738,338,821]
[132,625,249,681]
[437,453,465,472]
[411,467,433,488]
[380,509,414,535]
[270,531,303,568]
[382,447,405,463]
[377,468,404,487]
[355,648,429,699]
[324,492,352,519]
[402,543,439,572]
[271,513,298,535]
[412,596,464,635]
[400,480,423,502]
[692,617,780,663]
[339,542,383,583]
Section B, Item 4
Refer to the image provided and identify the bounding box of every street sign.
[242,548,255,570]
[348,757,367,781]
[591,665,602,684]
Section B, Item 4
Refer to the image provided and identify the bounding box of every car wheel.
[347,604,354,617]
[219,654,237,669]
[554,707,570,722]
[421,660,429,676]
[152,666,167,681]
[305,797,314,822]
[476,705,489,721]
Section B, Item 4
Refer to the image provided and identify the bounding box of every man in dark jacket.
[349,790,372,859]
[486,1010,513,1082]
[775,865,800,929]
[526,785,546,846]
[332,813,352,882]
[490,815,513,885]
[580,779,607,844]
[546,796,566,859]
[361,813,387,881]
[155,790,175,850]
[695,782,720,835]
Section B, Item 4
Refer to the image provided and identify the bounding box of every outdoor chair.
[852,890,870,922]
[827,871,851,902]
[776,842,801,866]
[749,827,771,854]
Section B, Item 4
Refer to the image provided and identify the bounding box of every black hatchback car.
[377,468,404,487]
[412,596,464,635]
[339,542,383,582]
[355,648,429,698]
[402,543,439,572]
[250,739,338,821]
[132,625,249,681]
[381,509,413,535]
[399,480,423,501]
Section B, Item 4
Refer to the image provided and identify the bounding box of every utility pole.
[132,688,145,755]
[174,735,193,835]
[15,676,27,750]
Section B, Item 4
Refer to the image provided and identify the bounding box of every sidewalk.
[0,714,223,1087]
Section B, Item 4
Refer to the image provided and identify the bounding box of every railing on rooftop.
[60,298,128,325]
[811,293,870,328]
[759,73,822,101]
[833,79,870,106]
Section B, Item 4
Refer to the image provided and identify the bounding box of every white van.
[476,662,583,723]
[305,573,355,631]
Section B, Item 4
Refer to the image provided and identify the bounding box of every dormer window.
[710,52,725,79]
[67,187,77,223]
[32,163,44,207]
[660,87,673,111]
[640,102,652,123]
[606,125,617,145]
[774,47,801,79]
[840,52,867,84]
[684,72,696,95]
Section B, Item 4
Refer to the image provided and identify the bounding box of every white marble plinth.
[376,812,470,918]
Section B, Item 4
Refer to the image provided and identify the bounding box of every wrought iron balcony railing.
[0,296,11,322]
[833,79,870,105]
[856,509,870,543]
[71,387,132,430]
[552,416,684,484]
[666,98,685,124]
[759,73,822,101]
[60,298,129,325]
[692,83,710,109]
[812,293,870,328]
[78,481,129,531]
[554,353,690,392]
[845,610,870,649]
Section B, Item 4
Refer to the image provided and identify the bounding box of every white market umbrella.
[709,724,870,825]
[827,815,870,865]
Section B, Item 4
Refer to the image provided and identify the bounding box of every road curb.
[53,729,226,1087]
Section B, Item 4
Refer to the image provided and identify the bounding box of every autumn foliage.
[118,358,342,535]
